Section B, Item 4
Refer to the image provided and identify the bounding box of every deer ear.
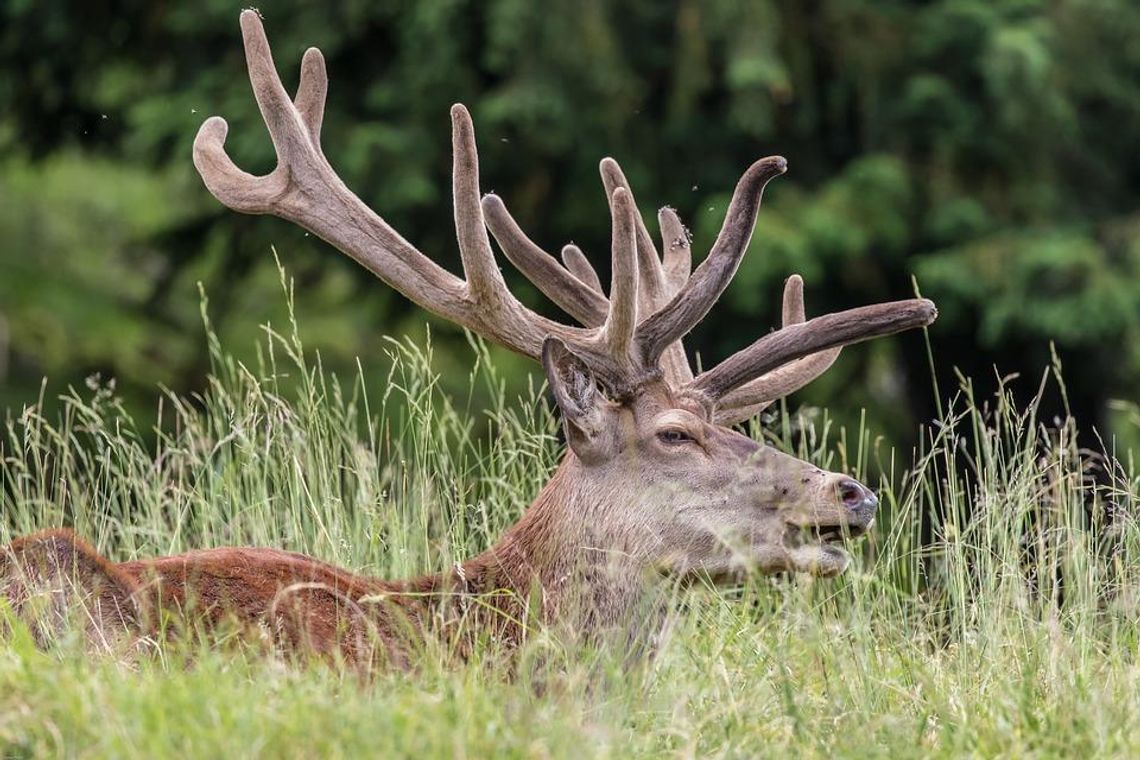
[542,337,607,454]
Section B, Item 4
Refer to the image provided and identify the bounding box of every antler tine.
[598,161,695,384]
[712,275,842,425]
[599,158,667,315]
[637,156,787,363]
[294,48,327,144]
[658,207,692,298]
[781,273,806,324]
[603,188,639,359]
[654,207,697,382]
[561,244,604,294]
[240,12,307,160]
[481,194,608,325]
[193,118,279,213]
[450,106,512,302]
[691,298,938,402]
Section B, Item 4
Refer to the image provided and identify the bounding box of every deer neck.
[394,453,670,655]
[488,453,671,647]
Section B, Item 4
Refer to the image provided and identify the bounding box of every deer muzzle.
[834,477,878,529]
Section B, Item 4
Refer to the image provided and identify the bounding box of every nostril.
[837,479,874,510]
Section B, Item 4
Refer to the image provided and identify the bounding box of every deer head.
[193,12,936,591]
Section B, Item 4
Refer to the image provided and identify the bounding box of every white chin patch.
[788,544,850,577]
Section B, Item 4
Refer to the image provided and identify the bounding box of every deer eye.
[657,429,695,445]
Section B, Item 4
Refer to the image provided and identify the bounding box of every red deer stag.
[0,11,936,669]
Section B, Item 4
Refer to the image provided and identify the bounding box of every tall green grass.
[1,280,1138,757]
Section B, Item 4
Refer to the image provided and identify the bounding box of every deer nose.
[836,478,878,518]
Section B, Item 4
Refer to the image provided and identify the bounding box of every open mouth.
[810,523,868,543]
[786,521,871,548]
[777,520,874,578]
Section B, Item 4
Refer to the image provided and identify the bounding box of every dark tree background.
[1,0,1138,452]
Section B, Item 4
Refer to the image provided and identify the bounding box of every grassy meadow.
[1,285,1139,758]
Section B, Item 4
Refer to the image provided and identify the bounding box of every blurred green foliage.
[1,0,1138,448]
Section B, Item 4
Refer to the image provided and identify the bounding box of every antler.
[711,276,841,424]
[690,298,936,404]
[483,176,933,424]
[482,158,696,384]
[193,10,654,394]
[195,11,937,416]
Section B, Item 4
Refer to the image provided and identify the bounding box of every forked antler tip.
[192,116,231,170]
[300,46,326,71]
[657,206,691,248]
[195,115,229,143]
[239,8,268,41]
[450,103,473,126]
[480,193,512,231]
[192,115,270,212]
[609,186,636,217]
[450,105,478,155]
[782,274,806,325]
[746,155,788,182]
[600,158,641,204]
[916,298,938,324]
[449,104,481,185]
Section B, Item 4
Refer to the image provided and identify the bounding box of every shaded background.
[1,0,1138,453]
